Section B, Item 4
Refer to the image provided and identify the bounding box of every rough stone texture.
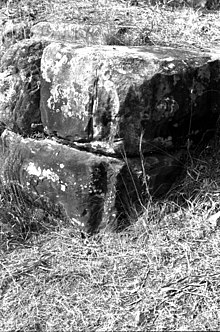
[0,39,48,134]
[31,22,105,45]
[191,0,220,9]
[2,21,32,48]
[0,128,185,234]
[31,22,152,47]
[0,129,143,234]
[1,35,220,234]
[41,43,220,157]
[41,43,123,145]
[161,0,220,9]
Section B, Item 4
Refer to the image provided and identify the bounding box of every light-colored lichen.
[25,162,60,182]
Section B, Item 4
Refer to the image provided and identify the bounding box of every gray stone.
[2,21,32,48]
[0,39,48,134]
[31,22,106,45]
[40,43,220,157]
[1,33,220,234]
[0,129,143,234]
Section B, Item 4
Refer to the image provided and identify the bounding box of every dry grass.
[1,194,220,331]
[1,0,220,331]
[1,138,220,331]
[1,0,220,50]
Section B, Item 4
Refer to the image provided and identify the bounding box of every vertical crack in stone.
[87,72,99,141]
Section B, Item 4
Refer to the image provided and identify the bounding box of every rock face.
[0,129,142,234]
[31,22,105,45]
[2,21,32,48]
[41,43,220,157]
[162,0,219,9]
[1,35,220,234]
[0,39,47,135]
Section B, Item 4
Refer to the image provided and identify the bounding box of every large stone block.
[40,43,220,156]
[0,129,143,234]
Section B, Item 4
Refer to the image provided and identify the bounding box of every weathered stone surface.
[2,21,32,48]
[0,128,186,233]
[0,39,48,134]
[160,0,219,9]
[41,43,220,157]
[188,0,219,9]
[41,43,122,145]
[1,29,220,234]
[31,22,152,47]
[0,129,143,234]
[31,22,106,45]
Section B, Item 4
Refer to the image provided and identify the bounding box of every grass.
[1,141,220,331]
[1,0,220,50]
[1,138,220,331]
[1,0,220,331]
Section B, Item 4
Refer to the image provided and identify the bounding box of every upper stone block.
[40,43,220,156]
